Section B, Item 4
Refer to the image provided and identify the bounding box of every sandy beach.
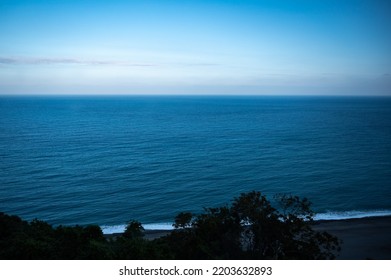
[139,216,391,260]
[312,216,391,260]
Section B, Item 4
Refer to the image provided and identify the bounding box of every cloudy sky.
[0,0,390,95]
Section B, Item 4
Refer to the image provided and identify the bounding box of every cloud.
[0,56,220,68]
[0,58,18,64]
[0,56,156,67]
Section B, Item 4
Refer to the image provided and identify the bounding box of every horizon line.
[1,93,391,97]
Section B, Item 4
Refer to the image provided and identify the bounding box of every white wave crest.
[101,210,391,234]
[314,210,391,221]
[101,223,174,234]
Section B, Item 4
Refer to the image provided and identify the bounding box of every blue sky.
[0,0,390,95]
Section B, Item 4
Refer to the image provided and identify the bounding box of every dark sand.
[312,216,391,260]
[137,216,391,260]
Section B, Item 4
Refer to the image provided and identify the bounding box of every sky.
[0,0,390,95]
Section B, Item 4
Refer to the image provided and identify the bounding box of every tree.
[174,212,193,229]
[0,192,341,260]
[113,220,149,259]
[123,220,144,239]
[166,191,340,259]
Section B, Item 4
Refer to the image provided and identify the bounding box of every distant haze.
[0,0,390,95]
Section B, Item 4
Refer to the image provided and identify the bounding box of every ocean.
[1,95,391,233]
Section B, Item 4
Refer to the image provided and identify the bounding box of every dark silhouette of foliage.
[0,192,341,259]
[113,220,146,259]
[0,212,111,259]
[54,225,112,259]
[164,191,340,259]
[174,212,193,229]
[123,220,144,239]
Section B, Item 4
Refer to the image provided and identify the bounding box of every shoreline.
[114,215,391,259]
[311,215,391,259]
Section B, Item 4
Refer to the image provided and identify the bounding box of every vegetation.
[0,191,340,259]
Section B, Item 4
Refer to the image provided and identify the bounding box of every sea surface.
[1,95,391,233]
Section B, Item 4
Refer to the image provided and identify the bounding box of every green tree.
[0,191,341,260]
[113,220,149,259]
[123,220,144,239]
[166,191,340,259]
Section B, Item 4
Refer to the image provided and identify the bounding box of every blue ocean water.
[1,95,391,232]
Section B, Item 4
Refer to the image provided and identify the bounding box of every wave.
[314,209,391,221]
[101,210,391,234]
[101,223,174,234]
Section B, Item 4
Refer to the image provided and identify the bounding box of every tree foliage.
[0,191,341,259]
[167,191,340,259]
